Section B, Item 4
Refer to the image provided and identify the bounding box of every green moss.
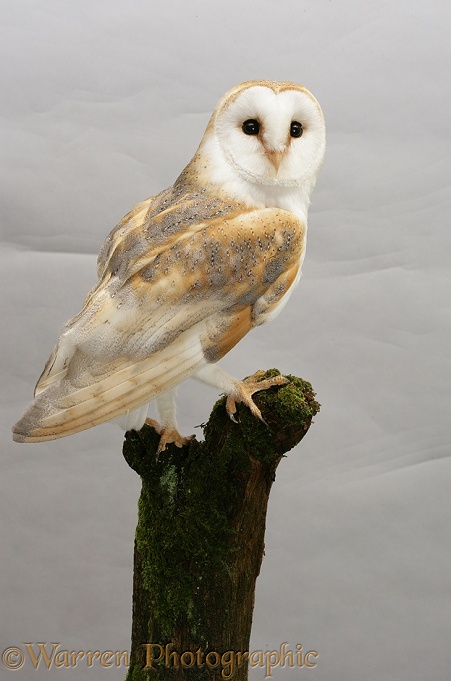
[126,662,148,681]
[125,427,245,644]
[123,368,320,674]
[204,369,320,463]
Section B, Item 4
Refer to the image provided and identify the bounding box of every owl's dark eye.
[290,121,303,138]
[242,119,260,135]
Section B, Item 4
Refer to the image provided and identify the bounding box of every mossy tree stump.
[123,369,320,681]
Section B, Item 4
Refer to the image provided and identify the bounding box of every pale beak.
[266,149,284,172]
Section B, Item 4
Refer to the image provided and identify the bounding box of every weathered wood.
[123,369,319,681]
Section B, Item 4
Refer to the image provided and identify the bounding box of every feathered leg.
[145,387,193,454]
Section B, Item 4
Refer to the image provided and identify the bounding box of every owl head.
[194,80,326,206]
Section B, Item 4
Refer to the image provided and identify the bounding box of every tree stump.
[123,369,320,681]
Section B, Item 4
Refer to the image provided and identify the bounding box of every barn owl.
[12,80,326,452]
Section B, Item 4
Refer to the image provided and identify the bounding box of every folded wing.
[13,188,305,442]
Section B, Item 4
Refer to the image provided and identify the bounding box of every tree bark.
[123,369,319,681]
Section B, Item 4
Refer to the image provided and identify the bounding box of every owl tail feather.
[12,335,205,443]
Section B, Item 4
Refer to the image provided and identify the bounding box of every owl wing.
[13,197,305,442]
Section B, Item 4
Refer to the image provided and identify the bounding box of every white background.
[1,1,450,679]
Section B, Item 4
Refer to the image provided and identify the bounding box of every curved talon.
[225,397,240,423]
[144,417,162,434]
[157,430,193,455]
[226,372,289,425]
[145,417,192,456]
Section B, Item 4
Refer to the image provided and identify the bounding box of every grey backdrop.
[2,1,450,679]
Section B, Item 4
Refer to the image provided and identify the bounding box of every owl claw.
[226,372,289,425]
[145,418,193,458]
[157,430,193,454]
[144,417,162,433]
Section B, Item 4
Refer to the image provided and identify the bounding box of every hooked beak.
[266,149,284,172]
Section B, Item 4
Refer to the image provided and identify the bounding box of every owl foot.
[226,371,290,424]
[145,417,193,455]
